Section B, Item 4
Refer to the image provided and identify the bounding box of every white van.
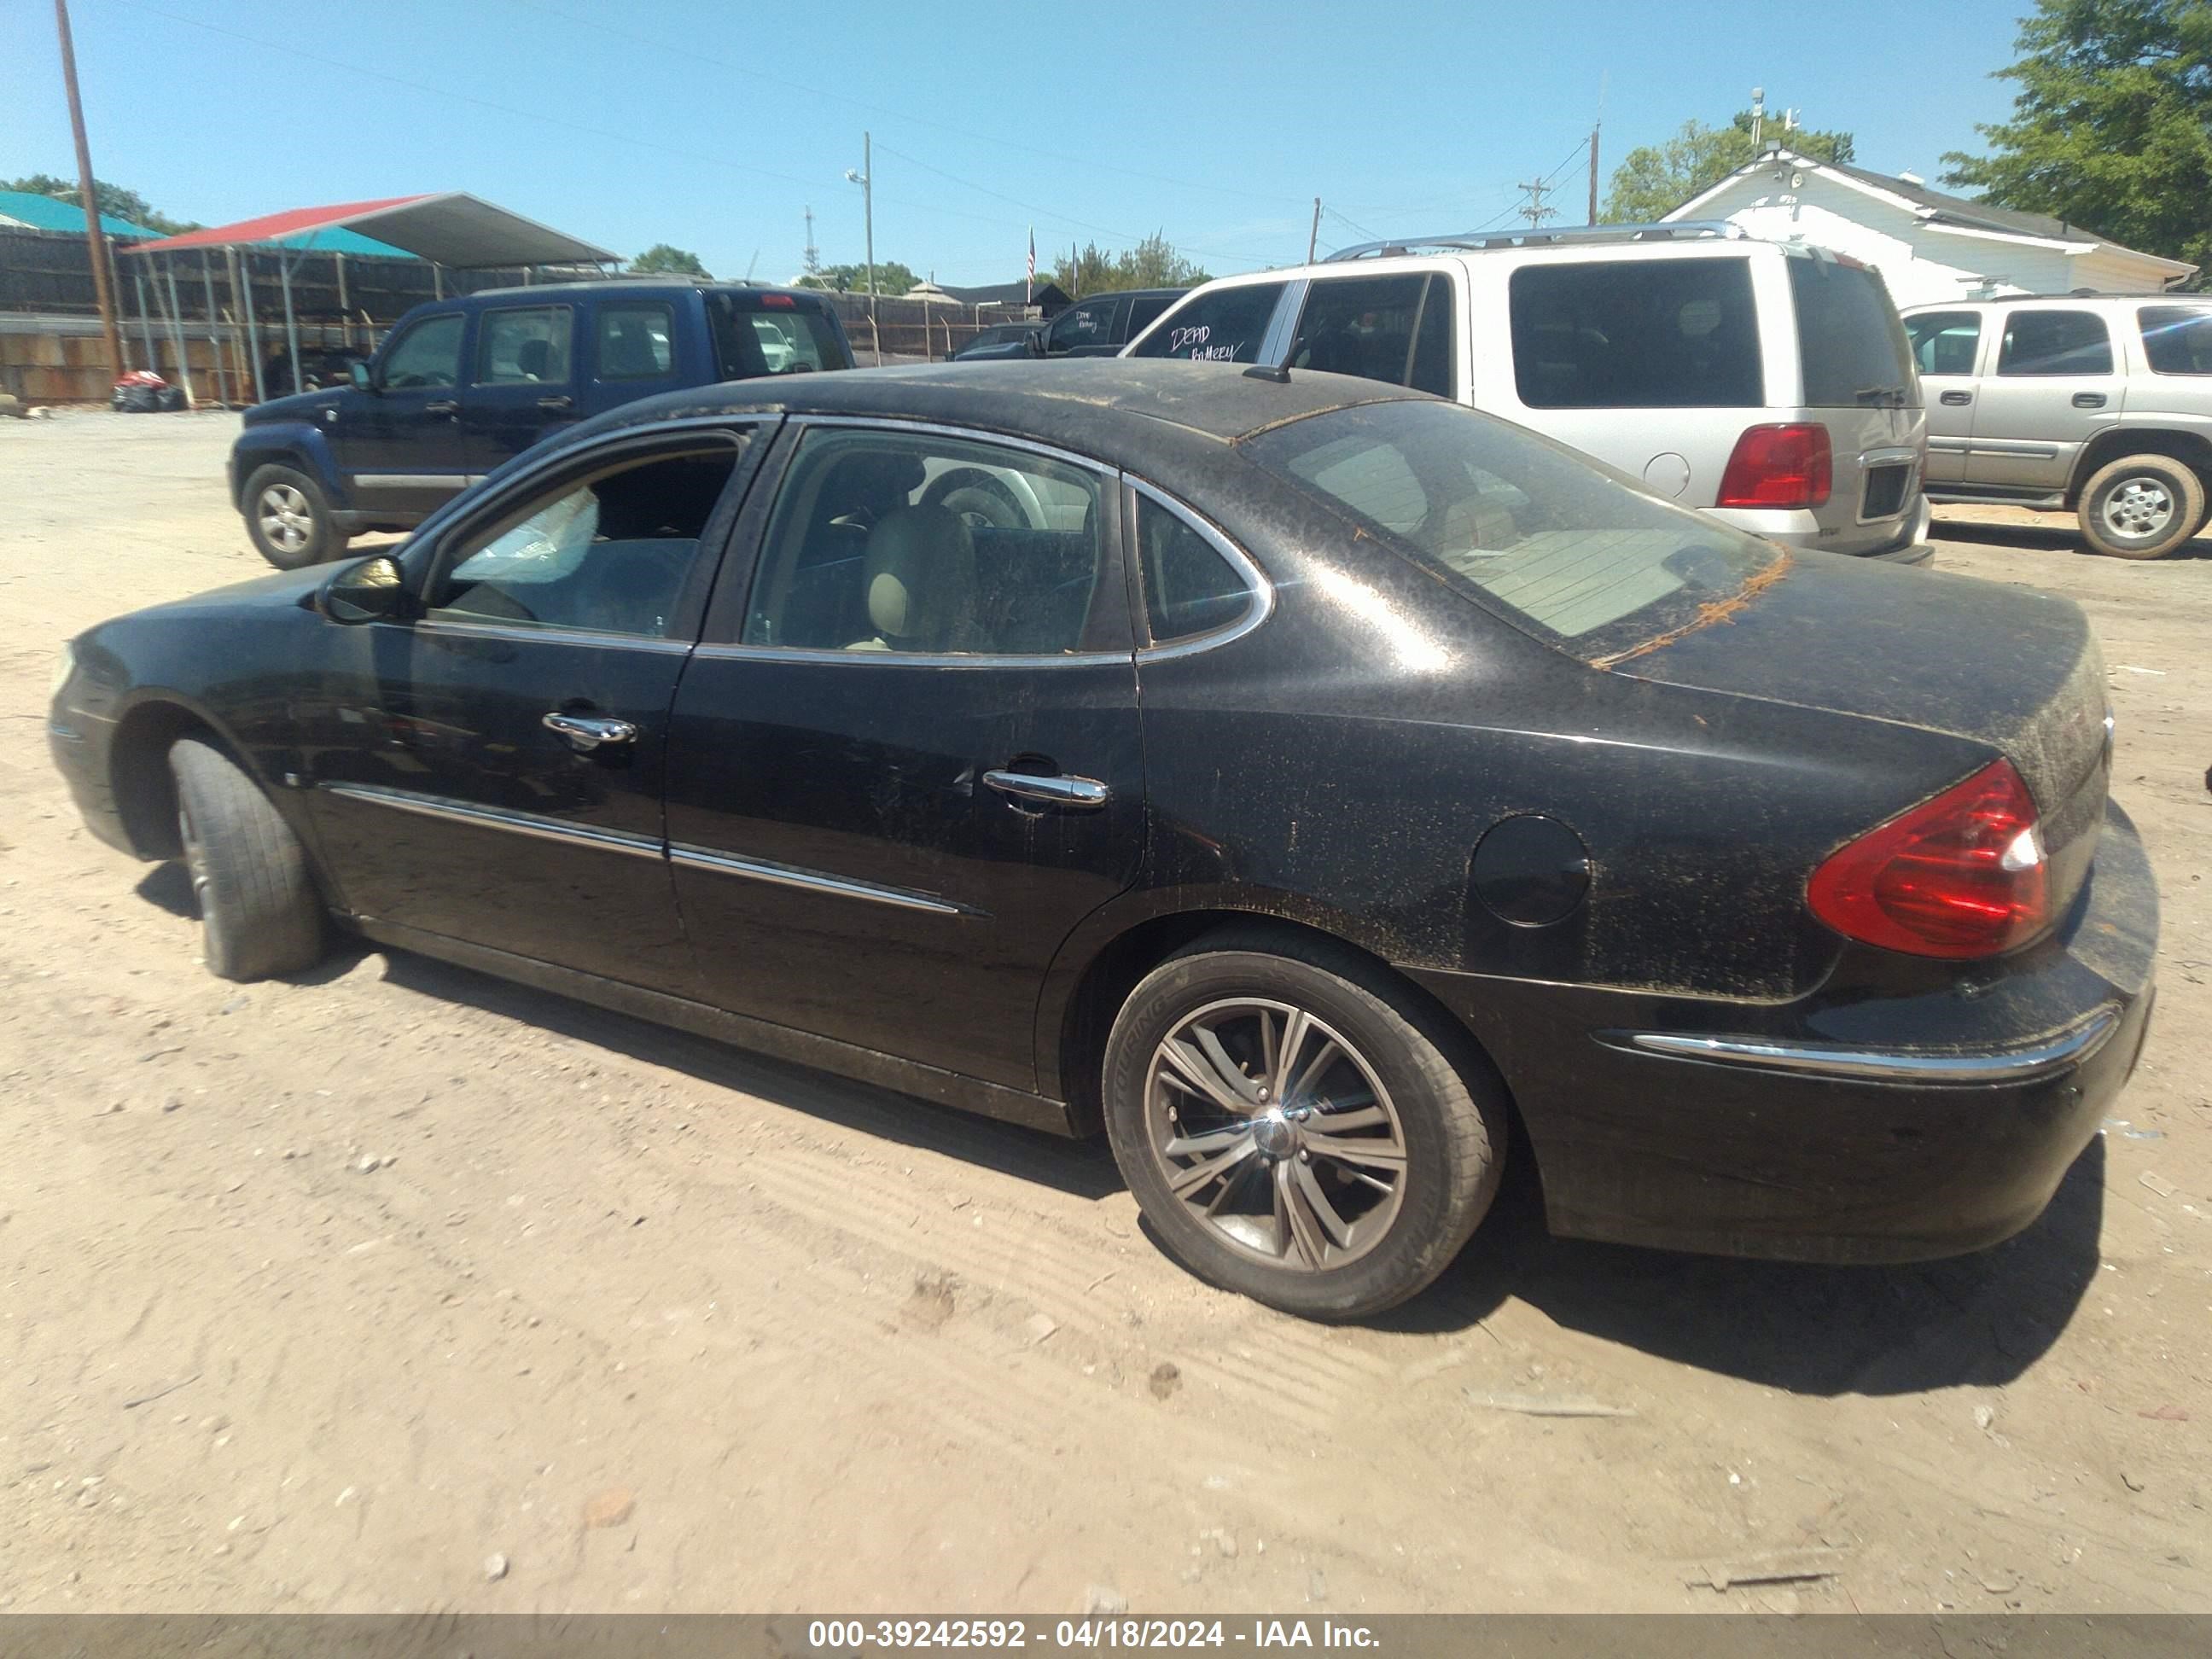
[1124,224,1932,562]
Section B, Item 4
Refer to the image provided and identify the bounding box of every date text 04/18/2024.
[805,1619,1382,1650]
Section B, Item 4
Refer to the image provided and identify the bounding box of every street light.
[847,132,876,364]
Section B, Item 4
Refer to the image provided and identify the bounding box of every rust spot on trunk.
[1592,553,1793,669]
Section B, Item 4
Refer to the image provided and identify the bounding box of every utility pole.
[844,133,876,363]
[1586,124,1601,224]
[53,0,124,382]
[802,205,819,277]
[1307,197,1321,263]
[1515,176,1558,230]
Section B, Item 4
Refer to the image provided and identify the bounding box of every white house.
[1662,148,2196,307]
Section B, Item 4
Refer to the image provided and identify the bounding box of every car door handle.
[2073,392,2107,409]
[537,394,576,413]
[543,711,637,751]
[424,399,459,416]
[1940,390,1972,406]
[983,769,1109,810]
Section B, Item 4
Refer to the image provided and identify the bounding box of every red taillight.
[761,293,797,309]
[1807,759,2048,958]
[1717,423,1833,509]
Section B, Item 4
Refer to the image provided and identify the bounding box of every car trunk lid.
[1610,555,2111,920]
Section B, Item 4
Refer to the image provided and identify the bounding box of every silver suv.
[1902,295,2212,559]
[1124,224,1932,562]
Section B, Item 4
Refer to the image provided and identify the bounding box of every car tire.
[2079,454,2205,560]
[921,467,1028,530]
[1101,930,1505,1320]
[170,737,325,982]
[242,463,348,569]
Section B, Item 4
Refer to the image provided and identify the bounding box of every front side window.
[1289,273,1456,398]
[378,313,464,389]
[596,302,675,379]
[1243,397,1779,665]
[1997,310,2112,376]
[2138,306,2212,375]
[430,445,739,638]
[1509,258,1761,408]
[1905,311,1982,376]
[743,428,1110,655]
[477,306,574,385]
[1126,282,1287,364]
[1136,496,1254,644]
[1048,298,1120,352]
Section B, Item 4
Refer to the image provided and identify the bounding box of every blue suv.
[229,280,853,567]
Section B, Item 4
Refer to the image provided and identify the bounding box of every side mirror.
[322,554,410,625]
[349,361,375,393]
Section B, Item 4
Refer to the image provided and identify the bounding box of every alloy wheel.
[1143,997,1408,1271]
[2103,477,2174,541]
[257,483,314,555]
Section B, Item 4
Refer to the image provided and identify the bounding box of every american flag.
[1026,227,1035,302]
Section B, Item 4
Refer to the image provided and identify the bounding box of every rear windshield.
[1789,256,1913,406]
[707,294,851,380]
[1509,257,1761,408]
[2139,306,2212,375]
[1242,399,1781,665]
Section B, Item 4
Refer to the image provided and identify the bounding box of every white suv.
[1902,295,2212,560]
[1124,224,1933,563]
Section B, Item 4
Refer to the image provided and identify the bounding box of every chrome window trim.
[783,414,1120,480]
[1599,1003,2122,1086]
[318,783,665,859]
[1126,477,1275,661]
[412,616,696,654]
[669,842,981,917]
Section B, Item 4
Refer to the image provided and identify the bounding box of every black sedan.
[48,362,2157,1319]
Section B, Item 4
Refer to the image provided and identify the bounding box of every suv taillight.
[1807,759,2048,958]
[1717,423,1832,509]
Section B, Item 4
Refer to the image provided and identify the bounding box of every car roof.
[557,359,1423,456]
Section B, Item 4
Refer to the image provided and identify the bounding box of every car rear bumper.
[1713,492,1933,563]
[1411,798,2158,1263]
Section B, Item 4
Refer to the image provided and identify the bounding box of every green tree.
[1941,0,2212,277]
[1603,111,1854,223]
[2,172,201,234]
[628,243,711,277]
[796,259,922,295]
[1052,231,1210,300]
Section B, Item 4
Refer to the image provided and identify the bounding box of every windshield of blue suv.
[1240,397,1781,663]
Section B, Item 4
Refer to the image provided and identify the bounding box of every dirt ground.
[1,410,2207,1616]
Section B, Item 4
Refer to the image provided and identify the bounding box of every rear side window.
[1243,398,1779,665]
[596,302,675,379]
[1905,311,1982,376]
[2138,306,2212,375]
[1289,273,1456,397]
[1789,257,1912,406]
[1127,282,1286,363]
[1136,496,1254,643]
[378,313,464,388]
[477,306,573,385]
[1997,310,2112,376]
[708,295,849,379]
[1510,258,1761,408]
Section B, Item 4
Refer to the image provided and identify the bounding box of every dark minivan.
[229,280,852,567]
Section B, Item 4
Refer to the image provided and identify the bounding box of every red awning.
[125,192,616,268]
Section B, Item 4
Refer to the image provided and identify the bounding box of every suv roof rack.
[1323,220,1749,263]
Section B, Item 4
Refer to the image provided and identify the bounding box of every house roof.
[0,188,161,239]
[938,279,1070,309]
[125,192,615,267]
[1669,149,2193,275]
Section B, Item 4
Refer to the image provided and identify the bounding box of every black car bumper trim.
[1599,1002,2122,1086]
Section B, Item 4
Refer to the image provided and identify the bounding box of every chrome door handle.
[2072,392,2107,409]
[1939,390,1972,406]
[423,399,459,416]
[984,770,1109,810]
[544,711,637,751]
[537,394,576,413]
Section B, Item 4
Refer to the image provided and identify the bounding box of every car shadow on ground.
[1936,519,2212,561]
[367,943,1126,1202]
[1383,1133,2106,1396]
[133,860,195,918]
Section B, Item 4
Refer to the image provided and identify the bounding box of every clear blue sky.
[3,0,2032,283]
